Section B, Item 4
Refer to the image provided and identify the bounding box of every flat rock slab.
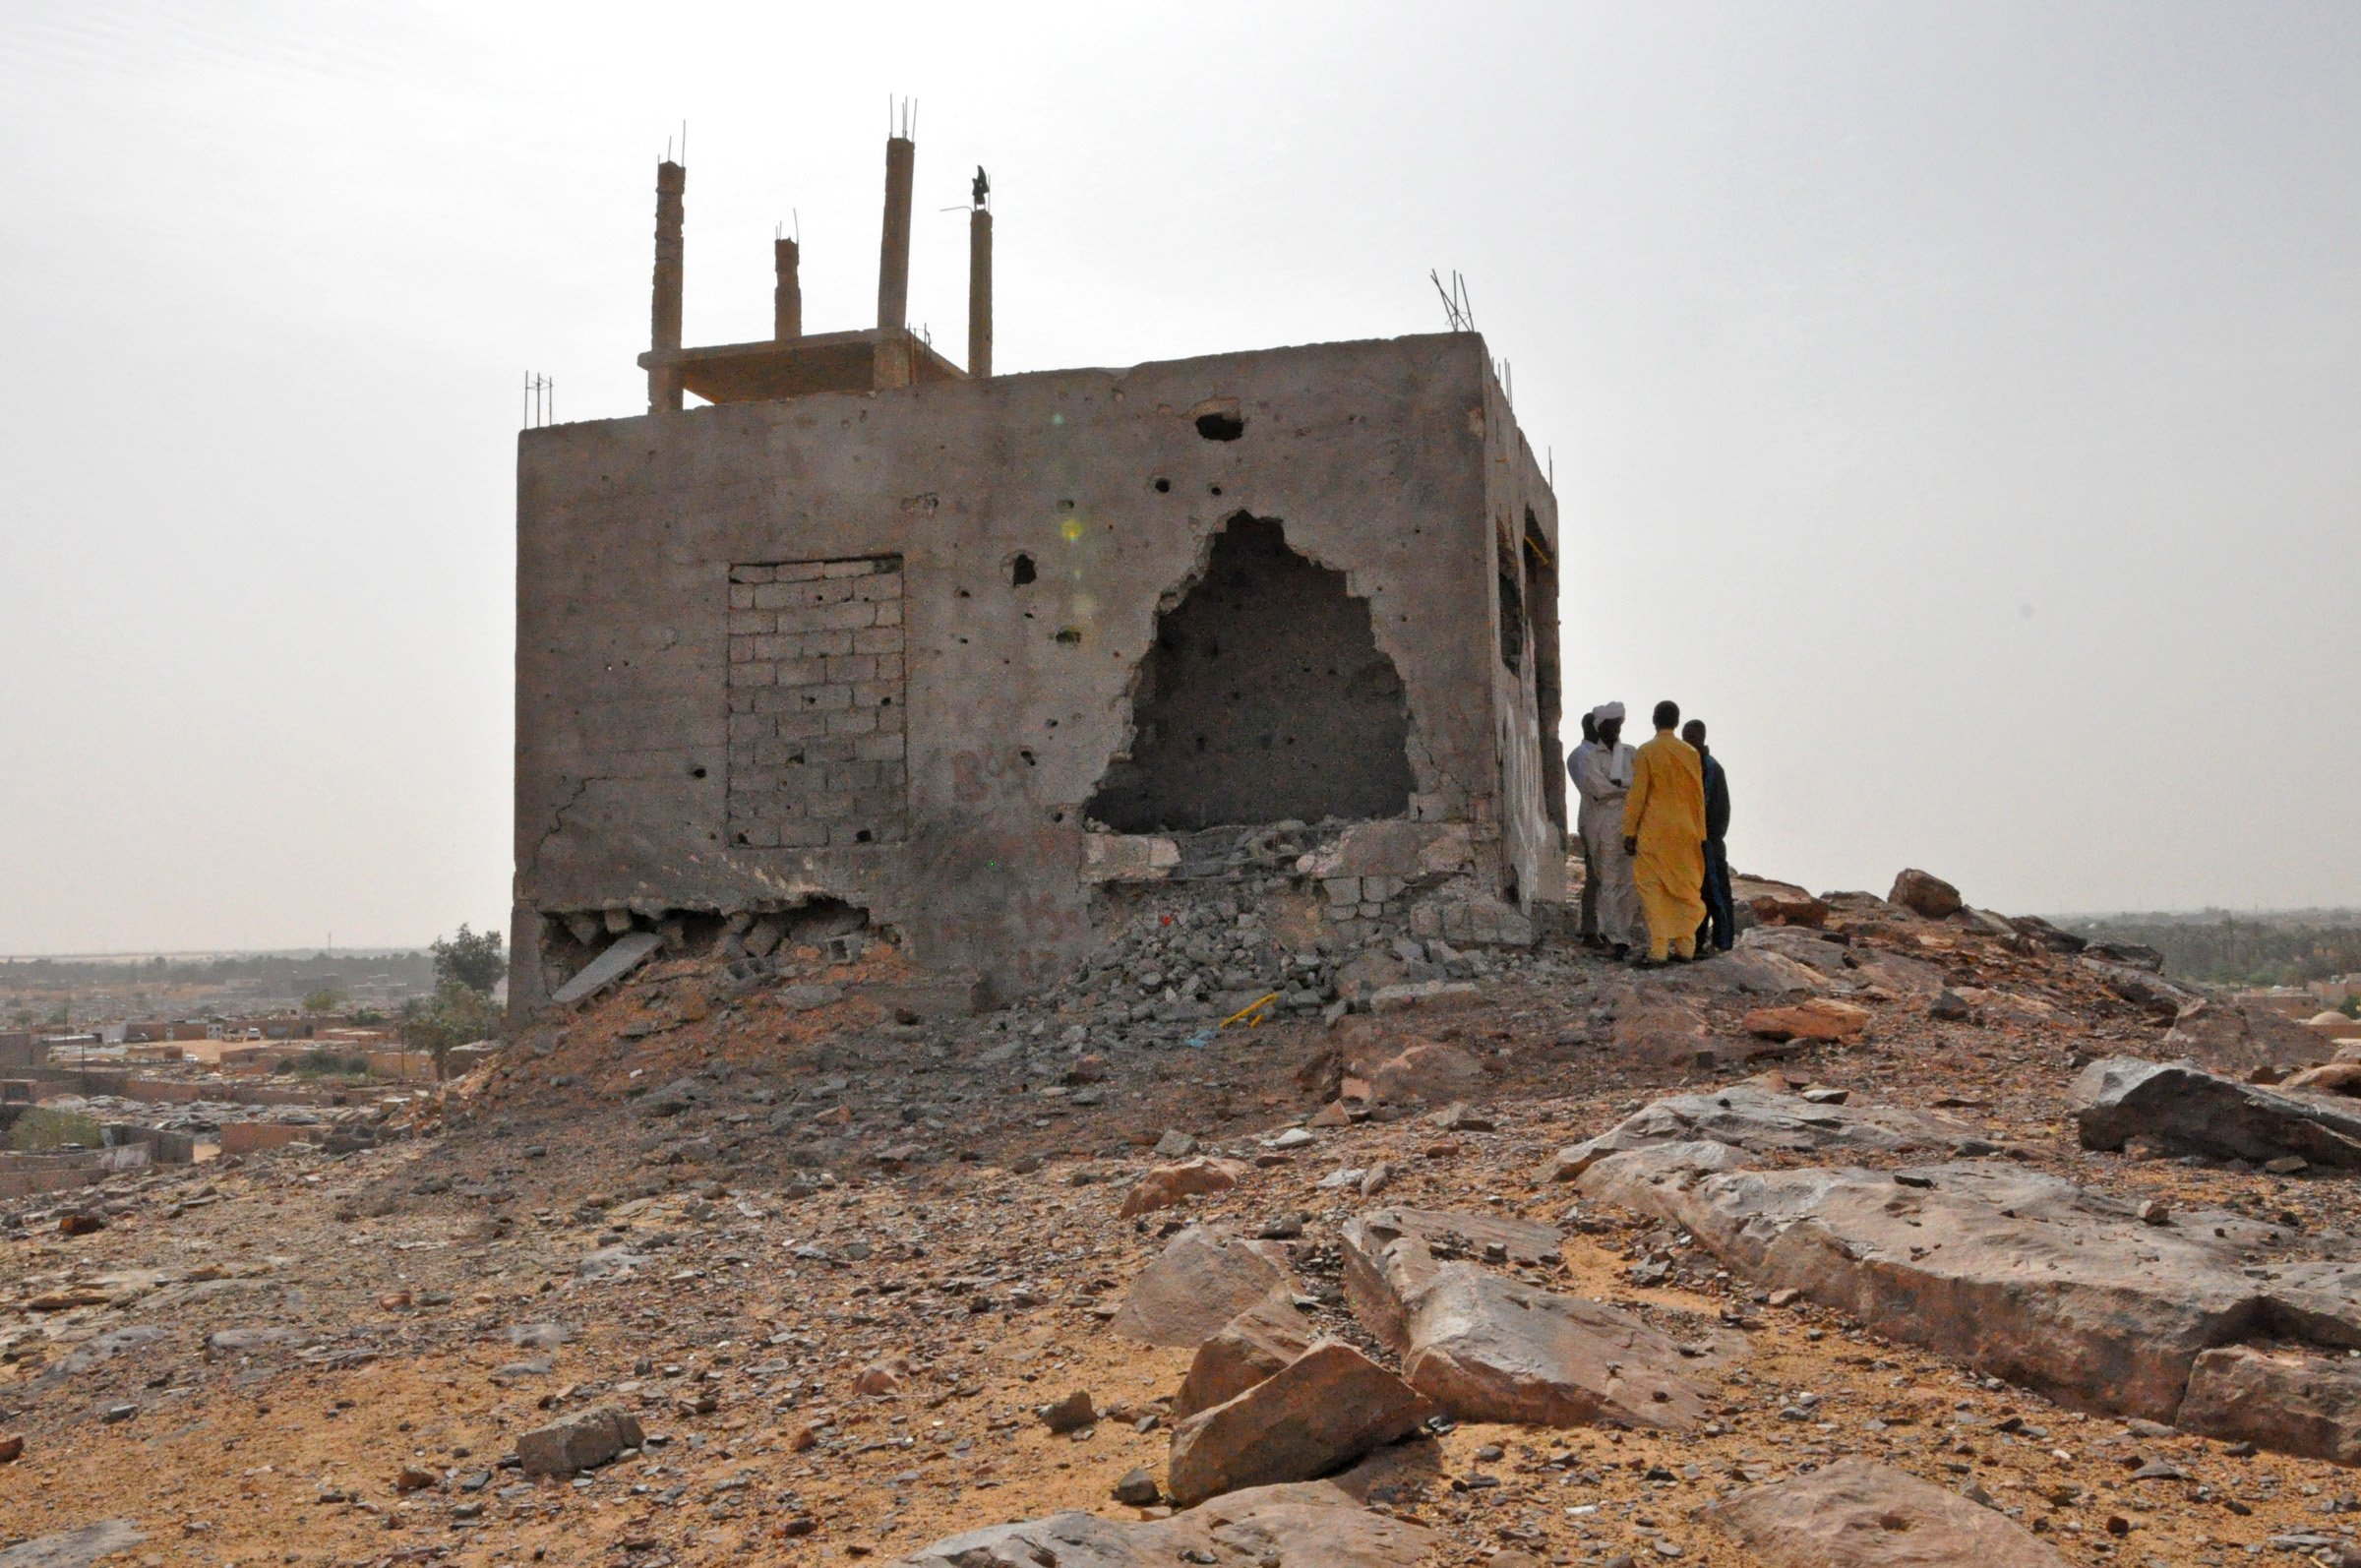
[2180,1344,2361,1465]
[0,1522,146,1568]
[2071,1056,2361,1168]
[1176,1290,1317,1418]
[1544,1082,1982,1181]
[1577,1147,2359,1432]
[1167,1342,1431,1506]
[1113,1227,1294,1348]
[1340,1206,1563,1352]
[888,1474,1433,1568]
[1339,1207,1731,1428]
[1399,1263,1732,1429]
[1702,1457,2066,1567]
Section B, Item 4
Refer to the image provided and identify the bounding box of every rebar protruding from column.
[649,159,686,413]
[968,168,993,379]
[774,235,802,341]
[877,135,915,332]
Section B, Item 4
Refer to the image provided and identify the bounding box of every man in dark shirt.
[1681,719,1735,953]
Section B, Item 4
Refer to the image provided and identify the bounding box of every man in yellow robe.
[1619,699,1708,963]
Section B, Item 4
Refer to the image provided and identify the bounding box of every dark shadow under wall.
[1087,514,1416,833]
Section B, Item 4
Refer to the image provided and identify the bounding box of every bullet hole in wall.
[1010,554,1037,586]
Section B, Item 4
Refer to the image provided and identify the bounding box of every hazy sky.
[2,1,2355,953]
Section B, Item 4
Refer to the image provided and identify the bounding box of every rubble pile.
[9,865,2361,1567]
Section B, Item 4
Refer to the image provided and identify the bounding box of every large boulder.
[515,1408,644,1477]
[1338,1208,1732,1429]
[1165,1342,1430,1507]
[2164,997,2336,1076]
[1112,1228,1294,1348]
[1731,875,1829,928]
[1887,870,1964,920]
[1700,1457,2066,1567]
[1576,1147,2361,1431]
[1175,1291,1316,1419]
[887,1473,1434,1568]
[1119,1157,1247,1218]
[2179,1344,2361,1465]
[1338,1207,1561,1351]
[2069,1057,2361,1168]
[1542,1081,1981,1181]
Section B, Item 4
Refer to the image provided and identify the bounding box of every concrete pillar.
[774,236,802,340]
[649,159,686,413]
[967,205,993,378]
[877,135,915,331]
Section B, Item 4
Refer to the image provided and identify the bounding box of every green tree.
[302,988,347,1014]
[431,925,507,995]
[399,983,503,1081]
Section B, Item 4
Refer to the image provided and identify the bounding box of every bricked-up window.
[725,557,907,849]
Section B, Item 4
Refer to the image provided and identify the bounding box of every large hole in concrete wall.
[1086,514,1415,832]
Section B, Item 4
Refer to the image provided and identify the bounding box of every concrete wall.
[514,332,1559,1006]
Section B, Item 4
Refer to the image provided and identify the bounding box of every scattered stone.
[1702,1457,2065,1565]
[1041,1389,1096,1433]
[1166,1342,1431,1506]
[1111,1466,1162,1506]
[2070,1057,2361,1169]
[1112,1228,1295,1348]
[1152,1130,1200,1159]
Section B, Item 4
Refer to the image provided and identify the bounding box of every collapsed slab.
[2070,1056,2361,1168]
[1543,1081,1983,1181]
[1579,1145,2361,1446]
[1166,1342,1430,1507]
[1700,1457,2066,1567]
[1112,1227,1295,1348]
[886,1473,1434,1568]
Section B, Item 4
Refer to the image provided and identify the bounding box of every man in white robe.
[1569,702,1641,954]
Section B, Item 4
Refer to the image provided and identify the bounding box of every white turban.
[1591,702,1625,724]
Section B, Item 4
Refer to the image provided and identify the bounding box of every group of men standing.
[1568,699,1734,964]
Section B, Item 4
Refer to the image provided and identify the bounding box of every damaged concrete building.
[510,128,1564,1013]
